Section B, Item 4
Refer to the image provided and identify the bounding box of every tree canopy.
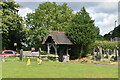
[104,25,120,40]
[66,7,99,58]
[0,1,26,50]
[25,2,73,49]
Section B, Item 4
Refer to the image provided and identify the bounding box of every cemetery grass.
[2,61,118,78]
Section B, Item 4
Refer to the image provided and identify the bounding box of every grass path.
[2,61,118,78]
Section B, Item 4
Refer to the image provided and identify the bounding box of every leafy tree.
[25,2,73,49]
[104,32,112,40]
[104,25,120,40]
[112,25,120,38]
[66,7,99,58]
[0,1,25,50]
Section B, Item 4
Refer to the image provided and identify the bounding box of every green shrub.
[47,56,56,61]
[22,58,37,62]
[4,57,37,62]
[5,57,20,62]
[94,41,119,49]
[41,51,48,55]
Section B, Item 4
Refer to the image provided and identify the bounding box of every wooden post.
[39,48,41,58]
[66,46,69,62]
[20,49,23,61]
[47,44,50,55]
[53,44,58,61]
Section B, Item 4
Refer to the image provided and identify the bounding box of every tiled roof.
[43,31,73,45]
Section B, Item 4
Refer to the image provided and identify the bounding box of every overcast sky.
[16,0,119,36]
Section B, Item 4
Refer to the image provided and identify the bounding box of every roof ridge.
[50,31,65,33]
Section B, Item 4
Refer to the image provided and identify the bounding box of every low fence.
[22,51,69,62]
[23,51,39,57]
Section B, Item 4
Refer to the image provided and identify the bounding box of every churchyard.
[0,36,119,78]
[1,40,119,78]
[1,1,120,79]
[1,45,119,78]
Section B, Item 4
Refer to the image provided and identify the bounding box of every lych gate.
[42,31,73,61]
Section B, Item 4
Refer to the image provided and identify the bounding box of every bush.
[5,57,20,62]
[41,51,48,55]
[4,57,38,62]
[47,56,56,61]
[94,41,119,49]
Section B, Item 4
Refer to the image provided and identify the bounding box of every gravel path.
[81,63,118,67]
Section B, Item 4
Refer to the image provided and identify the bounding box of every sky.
[16,0,119,36]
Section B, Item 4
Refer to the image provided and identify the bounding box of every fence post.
[20,49,23,61]
[39,48,41,58]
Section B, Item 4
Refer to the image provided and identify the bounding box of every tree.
[0,1,25,50]
[112,25,120,38]
[66,7,99,58]
[25,2,73,49]
[104,32,112,40]
[104,25,120,40]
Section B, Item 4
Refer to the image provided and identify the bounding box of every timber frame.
[42,31,73,60]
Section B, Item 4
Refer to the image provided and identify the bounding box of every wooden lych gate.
[42,31,73,61]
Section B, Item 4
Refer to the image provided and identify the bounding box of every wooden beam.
[47,43,50,55]
[39,48,41,58]
[52,44,58,61]
[52,44,57,55]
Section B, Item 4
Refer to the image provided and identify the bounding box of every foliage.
[25,27,48,49]
[112,25,120,38]
[47,56,56,61]
[41,51,47,55]
[104,25,120,40]
[94,41,119,49]
[25,2,73,30]
[97,35,105,41]
[66,7,99,58]
[104,31,112,40]
[4,57,20,62]
[4,57,37,62]
[0,1,26,50]
[25,2,73,49]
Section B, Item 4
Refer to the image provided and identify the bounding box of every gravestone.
[98,46,103,61]
[115,46,119,61]
[63,55,70,62]
[104,49,109,59]
[93,51,97,61]
[109,49,112,55]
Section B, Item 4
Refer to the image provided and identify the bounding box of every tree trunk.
[79,44,83,59]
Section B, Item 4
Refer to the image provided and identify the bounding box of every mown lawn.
[2,61,118,78]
